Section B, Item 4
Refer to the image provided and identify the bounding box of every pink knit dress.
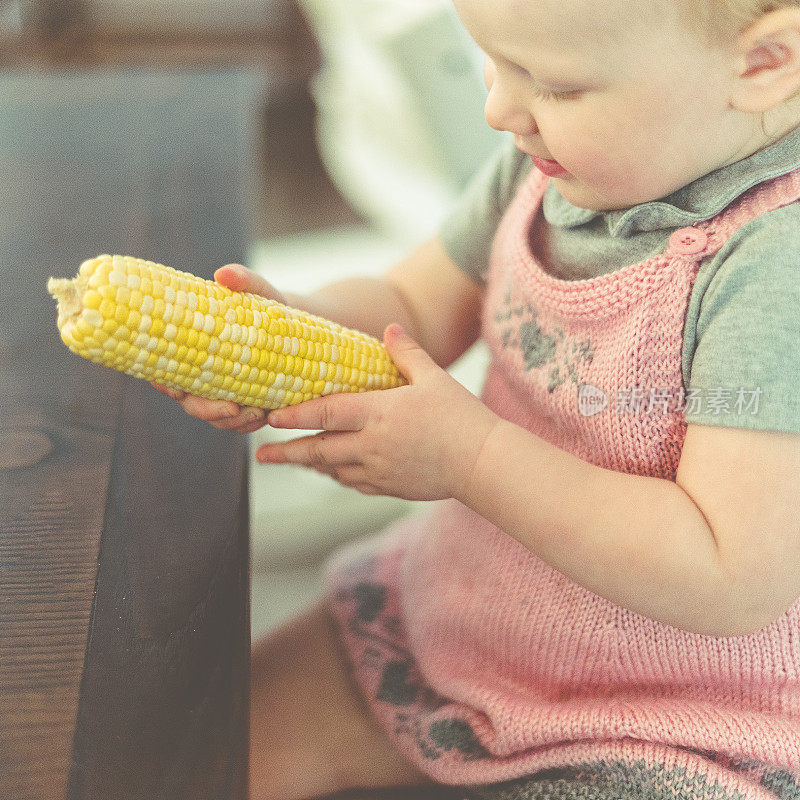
[324,166,800,798]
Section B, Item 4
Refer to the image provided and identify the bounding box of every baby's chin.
[552,177,655,213]
[550,178,613,211]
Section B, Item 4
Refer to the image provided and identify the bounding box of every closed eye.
[492,55,586,101]
[531,85,583,102]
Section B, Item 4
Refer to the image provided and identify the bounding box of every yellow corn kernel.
[48,254,407,410]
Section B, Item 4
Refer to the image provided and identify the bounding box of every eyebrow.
[493,52,601,88]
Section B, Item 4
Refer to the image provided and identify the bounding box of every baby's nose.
[482,56,537,136]
[484,87,537,136]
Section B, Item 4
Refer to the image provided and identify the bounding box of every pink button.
[669,227,708,255]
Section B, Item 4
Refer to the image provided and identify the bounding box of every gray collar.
[542,126,800,237]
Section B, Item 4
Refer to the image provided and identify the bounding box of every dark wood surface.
[0,0,315,76]
[0,69,258,799]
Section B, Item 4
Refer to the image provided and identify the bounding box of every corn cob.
[48,254,407,410]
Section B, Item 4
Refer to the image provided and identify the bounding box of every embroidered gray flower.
[519,320,558,369]
[495,297,594,392]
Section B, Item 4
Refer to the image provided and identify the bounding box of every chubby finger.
[213,263,285,303]
[180,393,242,422]
[329,463,369,488]
[208,407,267,432]
[213,413,269,435]
[315,465,371,490]
[267,394,367,432]
[382,323,436,382]
[151,381,186,401]
[352,484,379,496]
[256,430,360,468]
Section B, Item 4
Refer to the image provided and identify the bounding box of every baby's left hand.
[255,324,500,501]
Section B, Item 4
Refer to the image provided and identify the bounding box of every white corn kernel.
[81,309,103,328]
[49,254,406,412]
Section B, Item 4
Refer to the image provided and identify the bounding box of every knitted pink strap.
[665,168,800,261]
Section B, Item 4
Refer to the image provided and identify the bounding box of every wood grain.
[0,425,114,799]
[0,70,256,799]
[66,377,250,800]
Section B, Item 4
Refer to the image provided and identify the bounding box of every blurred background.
[0,0,502,639]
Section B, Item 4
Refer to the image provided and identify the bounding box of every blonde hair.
[688,0,800,41]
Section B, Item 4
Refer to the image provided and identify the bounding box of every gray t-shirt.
[440,128,800,434]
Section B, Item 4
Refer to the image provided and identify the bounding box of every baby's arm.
[152,236,483,431]
[460,417,800,637]
[285,236,483,371]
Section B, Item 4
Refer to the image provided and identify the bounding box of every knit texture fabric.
[324,166,800,798]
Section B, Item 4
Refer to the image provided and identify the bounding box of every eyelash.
[494,59,583,101]
[531,86,581,102]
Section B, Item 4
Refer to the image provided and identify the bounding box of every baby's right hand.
[151,263,286,434]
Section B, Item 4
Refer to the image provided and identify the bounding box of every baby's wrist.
[450,411,505,504]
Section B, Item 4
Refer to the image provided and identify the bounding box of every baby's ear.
[729,7,800,113]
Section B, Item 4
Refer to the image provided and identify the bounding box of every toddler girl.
[155,0,800,797]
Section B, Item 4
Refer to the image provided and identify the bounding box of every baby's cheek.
[564,131,664,208]
[562,144,629,199]
[569,146,618,185]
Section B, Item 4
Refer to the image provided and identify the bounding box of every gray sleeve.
[682,202,800,434]
[438,136,532,284]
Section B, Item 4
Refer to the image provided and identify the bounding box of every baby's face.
[452,0,758,210]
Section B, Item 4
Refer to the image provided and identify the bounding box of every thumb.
[213,264,286,304]
[382,324,436,381]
